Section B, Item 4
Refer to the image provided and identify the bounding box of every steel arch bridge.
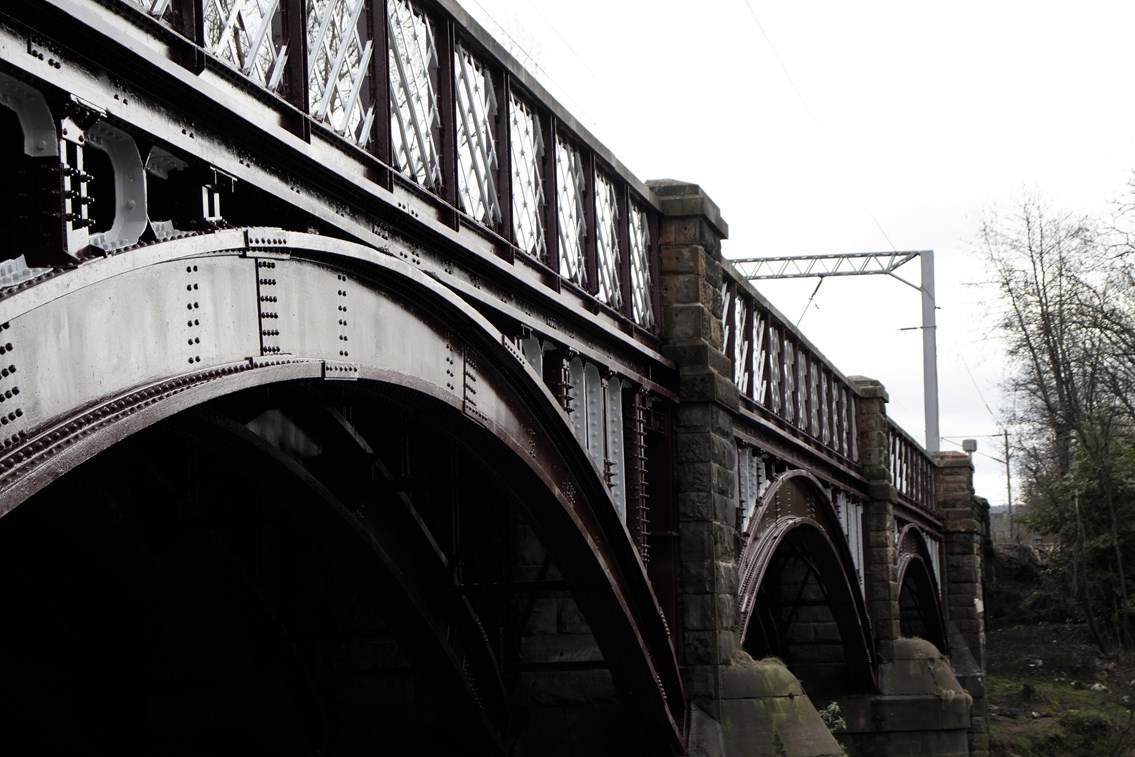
[0,2,987,755]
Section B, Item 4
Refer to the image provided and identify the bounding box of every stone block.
[682,558,713,593]
[665,303,714,341]
[712,463,736,497]
[677,461,712,494]
[660,271,718,309]
[680,526,714,563]
[522,597,558,635]
[719,658,845,757]
[685,629,719,665]
[684,664,719,703]
[658,219,707,248]
[676,403,713,430]
[677,434,714,464]
[678,491,716,521]
[557,596,591,634]
[684,592,717,631]
[664,342,733,375]
[713,522,739,556]
[679,369,740,408]
[715,560,741,595]
[716,594,738,631]
[713,493,739,525]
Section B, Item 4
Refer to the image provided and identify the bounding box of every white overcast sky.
[459,0,1135,507]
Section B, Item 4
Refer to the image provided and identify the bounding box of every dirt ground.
[986,548,1135,757]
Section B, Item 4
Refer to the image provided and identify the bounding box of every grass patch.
[988,673,1131,756]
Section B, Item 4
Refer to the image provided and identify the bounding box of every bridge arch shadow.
[0,233,682,755]
[738,471,876,699]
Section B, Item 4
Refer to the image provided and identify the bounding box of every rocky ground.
[986,544,1135,756]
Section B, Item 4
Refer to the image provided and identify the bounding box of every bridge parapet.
[718,257,861,467]
[0,4,988,752]
[888,418,937,514]
[93,0,662,334]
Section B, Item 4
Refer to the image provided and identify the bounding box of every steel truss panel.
[732,250,923,280]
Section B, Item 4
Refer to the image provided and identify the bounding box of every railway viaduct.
[0,1,988,754]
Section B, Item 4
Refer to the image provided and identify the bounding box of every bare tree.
[982,195,1135,650]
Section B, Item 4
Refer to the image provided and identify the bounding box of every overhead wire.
[738,0,898,254]
[463,0,598,128]
[521,0,617,103]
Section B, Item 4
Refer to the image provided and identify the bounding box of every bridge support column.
[653,181,844,757]
[849,376,901,663]
[652,180,739,724]
[935,452,990,757]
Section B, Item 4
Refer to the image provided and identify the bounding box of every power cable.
[522,0,617,102]
[463,0,597,126]
[738,0,898,252]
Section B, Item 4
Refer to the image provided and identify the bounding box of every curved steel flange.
[0,228,684,751]
[85,119,148,251]
[896,523,948,653]
[737,469,876,690]
[0,70,58,157]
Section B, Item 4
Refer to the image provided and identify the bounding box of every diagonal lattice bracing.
[628,203,654,329]
[509,94,545,260]
[118,0,170,18]
[307,0,374,146]
[594,172,620,307]
[203,0,288,91]
[388,0,441,188]
[752,309,767,404]
[733,295,748,391]
[555,135,586,287]
[454,43,500,227]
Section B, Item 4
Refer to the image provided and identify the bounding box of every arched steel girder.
[737,470,876,691]
[896,524,948,653]
[0,230,684,751]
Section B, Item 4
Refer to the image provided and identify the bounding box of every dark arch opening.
[0,379,658,756]
[0,106,22,262]
[899,558,947,653]
[742,527,873,700]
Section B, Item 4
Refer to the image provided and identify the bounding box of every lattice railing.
[555,135,587,288]
[111,0,662,333]
[594,172,620,308]
[203,0,288,90]
[888,420,936,513]
[721,270,860,463]
[454,42,500,226]
[628,204,654,329]
[388,0,440,186]
[118,0,171,18]
[307,0,374,145]
[509,94,545,260]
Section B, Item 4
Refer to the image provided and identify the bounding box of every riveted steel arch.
[896,523,948,652]
[737,469,875,690]
[0,229,684,751]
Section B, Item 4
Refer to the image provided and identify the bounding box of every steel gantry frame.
[732,250,940,453]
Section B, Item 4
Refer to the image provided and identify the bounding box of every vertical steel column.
[647,209,661,334]
[582,151,597,295]
[542,116,559,287]
[617,184,632,321]
[282,0,311,140]
[921,250,940,452]
[372,0,393,188]
[436,15,458,227]
[494,70,511,247]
